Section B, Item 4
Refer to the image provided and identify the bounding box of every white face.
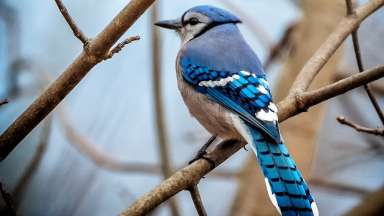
[178,12,211,44]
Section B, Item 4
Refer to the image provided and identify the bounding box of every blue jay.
[155,5,318,216]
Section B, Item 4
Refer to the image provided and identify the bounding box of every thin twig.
[0,99,8,106]
[337,116,384,136]
[104,35,141,60]
[150,3,180,216]
[0,181,16,216]
[345,0,384,125]
[0,0,156,161]
[188,185,207,216]
[54,0,89,46]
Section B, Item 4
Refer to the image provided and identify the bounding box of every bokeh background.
[0,0,383,215]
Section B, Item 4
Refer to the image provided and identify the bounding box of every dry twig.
[337,116,384,136]
[104,35,141,60]
[54,0,89,45]
[345,0,384,125]
[0,0,156,161]
[188,185,207,216]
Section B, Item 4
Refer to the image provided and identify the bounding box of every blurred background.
[0,0,383,215]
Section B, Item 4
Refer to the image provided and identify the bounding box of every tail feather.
[248,125,318,216]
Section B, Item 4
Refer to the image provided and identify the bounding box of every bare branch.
[0,0,156,161]
[54,0,89,46]
[104,35,141,60]
[310,178,369,196]
[344,185,384,216]
[345,0,384,125]
[289,0,384,95]
[337,116,384,136]
[0,99,8,106]
[188,185,207,216]
[0,181,16,216]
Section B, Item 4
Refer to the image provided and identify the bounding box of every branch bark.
[0,0,156,161]
[121,63,384,216]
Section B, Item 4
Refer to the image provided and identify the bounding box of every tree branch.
[344,185,384,216]
[188,185,207,216]
[337,116,384,136]
[0,0,156,161]
[54,0,89,46]
[104,35,141,60]
[0,99,8,106]
[289,0,384,95]
[0,181,16,216]
[121,64,384,215]
[345,0,384,125]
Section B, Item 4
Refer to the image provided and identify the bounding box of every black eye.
[188,18,199,25]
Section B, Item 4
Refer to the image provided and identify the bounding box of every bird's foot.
[188,135,217,169]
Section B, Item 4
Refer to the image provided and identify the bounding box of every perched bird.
[155,5,318,216]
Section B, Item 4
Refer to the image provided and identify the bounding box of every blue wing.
[180,58,281,143]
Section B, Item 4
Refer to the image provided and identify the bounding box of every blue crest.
[183,5,241,24]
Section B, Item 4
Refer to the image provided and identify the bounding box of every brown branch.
[345,0,384,125]
[337,116,384,136]
[344,185,384,216]
[289,0,384,95]
[121,64,384,216]
[310,178,369,196]
[12,118,51,206]
[188,185,207,216]
[0,99,8,106]
[150,4,180,215]
[104,35,141,60]
[0,0,156,161]
[54,0,89,45]
[0,181,16,216]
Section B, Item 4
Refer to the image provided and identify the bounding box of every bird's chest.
[175,64,239,139]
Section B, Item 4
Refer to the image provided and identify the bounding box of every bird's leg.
[189,135,217,168]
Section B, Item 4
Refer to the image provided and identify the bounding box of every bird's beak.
[154,19,182,30]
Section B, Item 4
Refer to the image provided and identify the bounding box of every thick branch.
[188,185,207,216]
[337,116,384,136]
[122,64,384,216]
[0,0,156,161]
[0,181,16,216]
[54,0,89,45]
[289,0,384,95]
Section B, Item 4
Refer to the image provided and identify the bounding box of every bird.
[155,5,318,216]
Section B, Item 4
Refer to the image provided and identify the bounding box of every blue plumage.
[156,5,318,216]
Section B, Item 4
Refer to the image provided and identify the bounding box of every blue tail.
[247,125,318,216]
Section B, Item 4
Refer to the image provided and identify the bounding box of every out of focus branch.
[150,3,180,216]
[337,116,384,136]
[188,185,207,216]
[345,0,384,125]
[289,0,384,95]
[310,178,370,196]
[0,181,16,216]
[54,0,89,45]
[0,0,155,161]
[0,99,8,107]
[219,0,273,49]
[344,185,384,216]
[12,118,52,206]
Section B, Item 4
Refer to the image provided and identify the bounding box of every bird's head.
[155,5,241,44]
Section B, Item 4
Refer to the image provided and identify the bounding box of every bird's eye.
[188,18,199,25]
